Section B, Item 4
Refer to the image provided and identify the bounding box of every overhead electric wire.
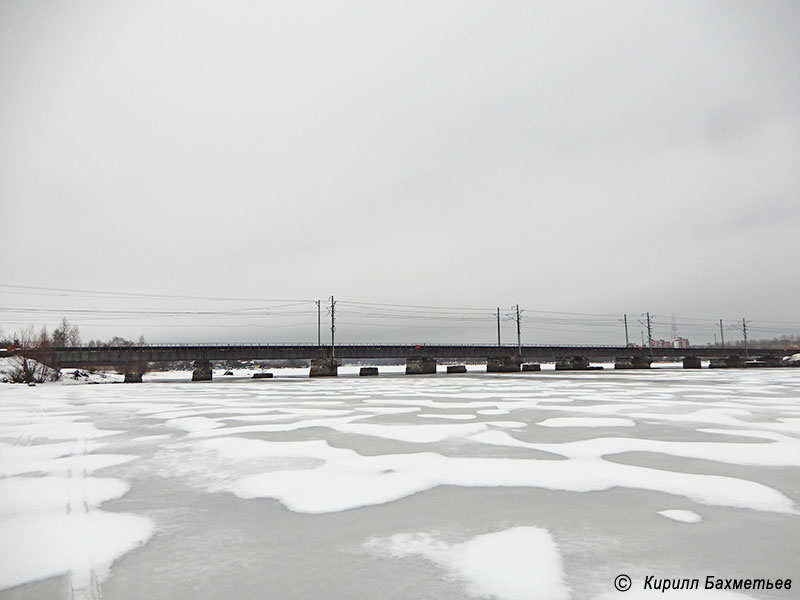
[3,284,799,343]
[0,283,314,304]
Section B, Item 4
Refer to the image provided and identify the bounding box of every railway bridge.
[5,343,796,382]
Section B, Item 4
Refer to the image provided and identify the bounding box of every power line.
[0,283,313,304]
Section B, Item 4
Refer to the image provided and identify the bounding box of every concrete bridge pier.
[757,356,783,368]
[192,359,213,381]
[123,363,148,383]
[124,371,143,383]
[310,358,338,377]
[556,356,590,371]
[487,356,521,373]
[615,356,651,369]
[741,356,783,368]
[406,357,437,375]
[682,356,702,369]
[710,356,744,369]
[614,358,634,370]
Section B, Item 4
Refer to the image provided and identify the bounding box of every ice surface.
[332,422,489,443]
[165,416,226,432]
[0,419,121,441]
[593,585,757,599]
[1,452,136,478]
[196,436,356,462]
[365,527,570,600]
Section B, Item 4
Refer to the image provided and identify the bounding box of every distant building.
[649,338,690,349]
[672,338,690,348]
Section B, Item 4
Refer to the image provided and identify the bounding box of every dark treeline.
[713,335,800,350]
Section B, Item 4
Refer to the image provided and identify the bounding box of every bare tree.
[8,326,59,383]
[52,317,81,347]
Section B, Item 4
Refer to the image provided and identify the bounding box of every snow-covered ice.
[0,368,798,598]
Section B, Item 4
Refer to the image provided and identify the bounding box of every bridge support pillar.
[124,371,143,383]
[359,367,379,376]
[614,358,633,370]
[726,356,744,368]
[616,356,651,369]
[710,356,744,369]
[757,357,783,368]
[192,359,213,381]
[123,363,147,383]
[682,356,702,369]
[310,358,338,377]
[556,356,590,371]
[406,357,437,375]
[447,365,467,374]
[487,356,521,373]
[521,363,541,372]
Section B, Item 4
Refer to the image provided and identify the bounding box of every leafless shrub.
[8,356,59,383]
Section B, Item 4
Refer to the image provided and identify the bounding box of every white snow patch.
[365,527,570,600]
[658,509,702,523]
[0,510,154,590]
[226,449,795,514]
[0,477,130,516]
[417,413,477,420]
[132,434,172,442]
[357,407,421,415]
[538,417,635,428]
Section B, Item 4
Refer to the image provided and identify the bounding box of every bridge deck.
[7,344,793,368]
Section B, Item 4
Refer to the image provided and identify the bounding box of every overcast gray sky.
[1,0,799,345]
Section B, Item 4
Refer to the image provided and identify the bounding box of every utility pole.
[623,314,629,347]
[719,319,725,348]
[328,296,336,360]
[645,312,653,357]
[316,300,321,346]
[496,307,501,347]
[515,304,522,355]
[742,317,749,358]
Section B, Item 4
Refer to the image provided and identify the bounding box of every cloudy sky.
[1,0,799,345]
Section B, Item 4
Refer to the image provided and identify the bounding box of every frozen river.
[1,369,799,599]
